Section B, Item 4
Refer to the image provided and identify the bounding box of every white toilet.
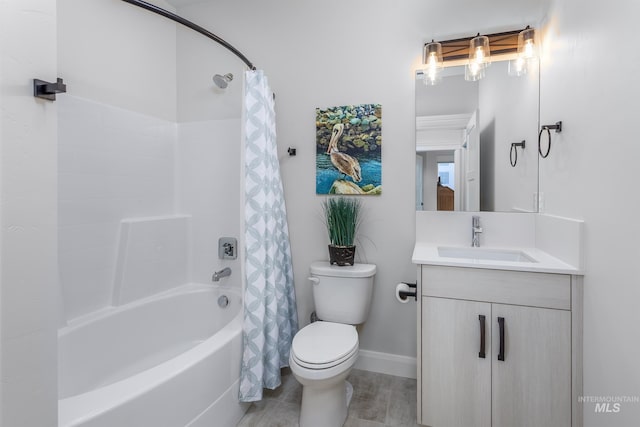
[289,261,376,427]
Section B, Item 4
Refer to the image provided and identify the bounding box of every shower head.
[213,73,233,89]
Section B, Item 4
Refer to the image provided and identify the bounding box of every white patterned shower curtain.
[239,70,298,402]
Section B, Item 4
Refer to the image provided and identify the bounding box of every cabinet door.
[492,304,571,427]
[421,297,491,427]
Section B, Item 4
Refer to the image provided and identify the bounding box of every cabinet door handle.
[498,317,505,361]
[478,315,486,358]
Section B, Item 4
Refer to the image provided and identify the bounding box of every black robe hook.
[33,78,67,101]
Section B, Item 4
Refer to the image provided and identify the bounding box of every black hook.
[510,140,526,167]
[33,78,67,101]
[287,147,296,156]
[538,121,562,158]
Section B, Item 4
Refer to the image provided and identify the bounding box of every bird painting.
[326,123,362,183]
[315,103,382,195]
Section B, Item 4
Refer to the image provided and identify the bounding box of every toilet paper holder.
[398,282,417,301]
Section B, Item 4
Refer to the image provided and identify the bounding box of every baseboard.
[354,349,417,379]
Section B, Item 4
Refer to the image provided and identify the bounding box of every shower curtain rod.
[121,0,256,70]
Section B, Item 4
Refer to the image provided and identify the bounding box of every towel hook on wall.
[538,121,562,158]
[33,77,67,101]
[509,140,526,167]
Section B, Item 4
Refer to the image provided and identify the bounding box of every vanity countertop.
[412,242,583,275]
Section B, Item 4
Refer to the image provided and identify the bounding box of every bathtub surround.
[240,70,298,402]
[176,118,242,285]
[58,95,243,322]
[113,215,190,305]
[58,96,176,320]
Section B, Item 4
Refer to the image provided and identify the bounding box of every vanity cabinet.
[417,265,582,427]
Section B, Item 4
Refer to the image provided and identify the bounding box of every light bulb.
[469,35,490,66]
[427,52,438,68]
[466,35,490,81]
[423,41,443,86]
[523,39,535,58]
[465,60,485,81]
[508,56,527,76]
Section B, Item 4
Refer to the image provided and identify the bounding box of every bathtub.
[58,283,248,427]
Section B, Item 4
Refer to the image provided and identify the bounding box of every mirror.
[416,60,539,212]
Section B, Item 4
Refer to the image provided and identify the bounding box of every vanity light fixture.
[421,27,535,85]
[423,40,444,86]
[465,34,490,81]
[508,26,537,76]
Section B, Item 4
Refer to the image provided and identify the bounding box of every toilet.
[289,261,376,427]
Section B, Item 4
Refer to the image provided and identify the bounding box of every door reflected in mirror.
[415,61,539,212]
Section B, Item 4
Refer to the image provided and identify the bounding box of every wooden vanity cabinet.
[417,265,582,427]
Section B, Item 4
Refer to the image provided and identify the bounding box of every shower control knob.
[218,237,237,260]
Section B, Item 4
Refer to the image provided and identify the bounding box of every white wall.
[478,60,539,212]
[177,0,549,361]
[423,153,438,211]
[176,26,244,122]
[540,0,640,424]
[415,71,479,116]
[0,1,58,425]
[57,0,177,122]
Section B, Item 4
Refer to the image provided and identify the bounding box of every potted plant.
[322,197,362,266]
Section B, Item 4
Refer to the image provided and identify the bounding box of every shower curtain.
[239,70,298,402]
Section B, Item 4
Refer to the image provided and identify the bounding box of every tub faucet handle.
[212,267,232,282]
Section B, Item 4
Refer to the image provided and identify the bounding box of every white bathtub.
[58,283,248,427]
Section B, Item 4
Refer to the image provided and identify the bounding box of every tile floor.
[237,368,419,427]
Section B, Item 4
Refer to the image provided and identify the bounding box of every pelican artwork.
[326,123,362,183]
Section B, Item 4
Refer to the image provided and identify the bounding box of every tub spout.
[212,267,232,282]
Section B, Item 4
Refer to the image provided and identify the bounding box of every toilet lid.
[291,322,358,368]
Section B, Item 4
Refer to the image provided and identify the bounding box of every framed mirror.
[415,60,539,212]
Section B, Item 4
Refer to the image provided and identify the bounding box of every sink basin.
[437,246,537,263]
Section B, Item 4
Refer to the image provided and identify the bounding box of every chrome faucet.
[212,267,232,282]
[471,216,483,247]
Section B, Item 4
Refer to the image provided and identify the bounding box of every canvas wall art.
[316,104,382,195]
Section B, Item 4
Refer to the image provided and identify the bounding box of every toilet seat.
[291,322,358,370]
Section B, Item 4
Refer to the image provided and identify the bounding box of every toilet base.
[298,375,353,427]
[345,380,353,406]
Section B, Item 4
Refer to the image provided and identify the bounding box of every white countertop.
[412,242,583,275]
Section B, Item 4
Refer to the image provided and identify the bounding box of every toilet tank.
[309,261,376,325]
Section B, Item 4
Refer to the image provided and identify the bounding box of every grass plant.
[322,197,362,247]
